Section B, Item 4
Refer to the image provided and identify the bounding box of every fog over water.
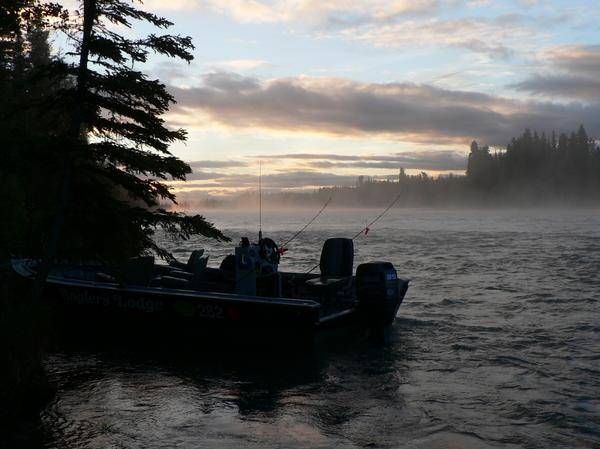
[34,209,599,448]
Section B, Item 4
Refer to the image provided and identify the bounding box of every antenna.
[258,160,262,241]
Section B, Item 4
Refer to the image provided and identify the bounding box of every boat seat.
[189,254,209,279]
[157,256,208,290]
[170,249,205,272]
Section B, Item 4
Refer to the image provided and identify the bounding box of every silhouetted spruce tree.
[33,0,228,268]
[466,140,494,191]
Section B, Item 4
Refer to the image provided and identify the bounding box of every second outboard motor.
[356,262,408,327]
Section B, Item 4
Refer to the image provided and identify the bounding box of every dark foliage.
[467,126,600,201]
[1,0,228,266]
[0,1,64,422]
[1,2,70,258]
[0,1,227,420]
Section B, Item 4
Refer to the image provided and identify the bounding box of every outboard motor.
[356,262,408,327]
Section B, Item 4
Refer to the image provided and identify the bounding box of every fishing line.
[350,191,402,240]
[258,160,262,241]
[280,196,332,249]
[303,191,403,275]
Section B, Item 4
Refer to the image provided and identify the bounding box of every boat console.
[234,236,281,296]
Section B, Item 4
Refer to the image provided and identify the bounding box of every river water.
[16,209,600,448]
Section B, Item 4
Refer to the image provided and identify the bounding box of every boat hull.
[13,261,319,339]
[12,260,408,343]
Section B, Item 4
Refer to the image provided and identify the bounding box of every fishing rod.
[350,191,403,240]
[303,191,403,275]
[258,160,262,241]
[279,196,333,250]
[254,161,332,251]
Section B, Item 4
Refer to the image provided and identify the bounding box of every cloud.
[139,1,533,59]
[249,151,467,171]
[67,0,549,60]
[512,75,600,101]
[343,15,533,59]
[205,59,269,71]
[511,45,600,101]
[169,72,600,146]
[189,160,249,168]
[184,170,229,180]
[174,170,359,190]
[541,45,600,78]
[466,0,491,7]
[144,0,439,24]
[201,71,261,92]
[258,171,358,188]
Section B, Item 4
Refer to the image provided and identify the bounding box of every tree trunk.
[31,0,96,301]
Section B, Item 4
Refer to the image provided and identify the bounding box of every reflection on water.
[41,338,414,449]
[6,209,600,448]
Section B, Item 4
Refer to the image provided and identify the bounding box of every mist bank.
[174,127,600,211]
[173,186,600,212]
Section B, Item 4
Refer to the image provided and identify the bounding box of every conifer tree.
[33,0,229,266]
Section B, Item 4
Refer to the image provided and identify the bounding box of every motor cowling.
[356,262,406,326]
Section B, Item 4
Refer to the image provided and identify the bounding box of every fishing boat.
[11,236,409,342]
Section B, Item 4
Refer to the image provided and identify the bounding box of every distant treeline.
[185,126,600,209]
[467,126,600,202]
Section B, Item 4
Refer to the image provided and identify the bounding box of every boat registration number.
[197,304,224,319]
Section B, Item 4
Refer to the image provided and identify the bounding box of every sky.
[61,0,600,196]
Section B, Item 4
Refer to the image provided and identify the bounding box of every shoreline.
[0,267,55,444]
